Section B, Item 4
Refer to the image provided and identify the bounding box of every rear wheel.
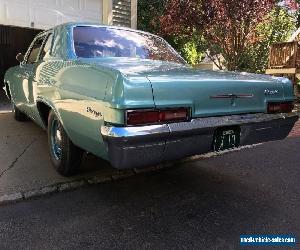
[12,103,27,122]
[48,110,83,176]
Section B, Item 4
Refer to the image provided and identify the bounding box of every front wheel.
[48,110,83,176]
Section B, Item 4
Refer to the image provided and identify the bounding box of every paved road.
[0,136,299,250]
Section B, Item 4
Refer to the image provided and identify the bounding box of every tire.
[48,110,83,176]
[12,103,28,122]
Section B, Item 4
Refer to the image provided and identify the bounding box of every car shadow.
[78,162,280,249]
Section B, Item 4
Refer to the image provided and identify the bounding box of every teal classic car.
[3,23,299,176]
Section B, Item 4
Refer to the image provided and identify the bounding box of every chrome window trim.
[23,30,54,65]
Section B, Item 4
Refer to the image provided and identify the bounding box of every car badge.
[264,89,279,95]
[86,107,102,118]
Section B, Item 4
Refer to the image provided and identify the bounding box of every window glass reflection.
[73,26,185,64]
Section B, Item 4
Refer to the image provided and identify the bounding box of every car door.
[13,36,46,115]
[26,33,54,120]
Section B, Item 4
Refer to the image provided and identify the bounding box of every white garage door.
[0,0,103,30]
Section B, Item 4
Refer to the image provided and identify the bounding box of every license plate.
[213,127,240,151]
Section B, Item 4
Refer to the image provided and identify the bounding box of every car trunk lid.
[145,67,284,118]
[83,58,285,117]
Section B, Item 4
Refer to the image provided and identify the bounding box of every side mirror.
[16,53,24,63]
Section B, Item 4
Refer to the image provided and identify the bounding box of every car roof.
[33,22,185,63]
[47,22,161,39]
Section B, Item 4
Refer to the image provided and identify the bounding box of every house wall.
[0,0,103,30]
[0,0,137,30]
[103,0,137,29]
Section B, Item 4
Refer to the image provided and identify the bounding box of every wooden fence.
[268,41,300,69]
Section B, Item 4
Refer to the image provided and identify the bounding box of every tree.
[241,7,296,73]
[283,0,300,27]
[284,0,299,11]
[137,0,204,65]
[159,0,276,71]
[137,0,168,33]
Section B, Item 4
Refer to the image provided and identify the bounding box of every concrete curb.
[0,167,145,206]
[0,110,12,114]
[0,144,261,206]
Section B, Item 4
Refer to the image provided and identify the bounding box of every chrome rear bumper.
[101,112,299,169]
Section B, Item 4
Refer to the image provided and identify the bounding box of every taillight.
[159,109,189,122]
[267,102,294,114]
[126,110,159,125]
[126,108,189,126]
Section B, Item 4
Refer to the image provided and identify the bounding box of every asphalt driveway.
[0,136,299,249]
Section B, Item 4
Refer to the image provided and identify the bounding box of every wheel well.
[37,102,51,127]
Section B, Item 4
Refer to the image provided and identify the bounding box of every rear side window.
[27,37,44,64]
[40,34,53,59]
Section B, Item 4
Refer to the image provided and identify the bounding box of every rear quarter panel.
[37,60,125,159]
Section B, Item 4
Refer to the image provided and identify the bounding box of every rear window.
[73,26,185,64]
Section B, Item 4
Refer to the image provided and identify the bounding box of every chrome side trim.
[101,112,299,138]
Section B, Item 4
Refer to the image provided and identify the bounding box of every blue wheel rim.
[50,119,62,160]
